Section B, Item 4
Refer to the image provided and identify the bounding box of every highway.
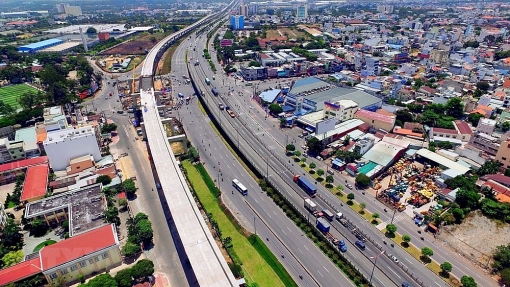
[184,24,498,287]
[169,25,357,287]
[185,25,420,287]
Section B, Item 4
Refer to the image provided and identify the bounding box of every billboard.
[316,118,336,135]
[221,39,233,47]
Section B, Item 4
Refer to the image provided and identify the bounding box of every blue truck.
[316,217,330,233]
[293,175,317,197]
[338,239,347,252]
[211,88,219,96]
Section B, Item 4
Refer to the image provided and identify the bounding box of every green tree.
[2,218,23,249]
[493,244,510,271]
[445,97,464,118]
[30,218,48,236]
[268,103,283,115]
[122,179,137,197]
[347,193,355,200]
[476,81,490,92]
[455,188,481,210]
[402,234,411,243]
[96,175,112,186]
[294,151,301,157]
[101,123,118,134]
[121,241,141,257]
[18,91,42,111]
[317,169,325,177]
[306,137,322,154]
[386,223,397,234]
[105,207,121,226]
[248,60,261,67]
[395,109,414,124]
[500,268,510,286]
[0,101,14,115]
[478,160,503,176]
[326,175,334,183]
[115,268,133,287]
[2,250,23,267]
[421,246,434,258]
[355,173,371,188]
[137,219,154,244]
[309,162,316,169]
[440,261,453,274]
[467,113,484,126]
[503,121,510,131]
[131,259,155,280]
[86,27,98,34]
[286,144,296,152]
[460,276,477,287]
[87,273,118,287]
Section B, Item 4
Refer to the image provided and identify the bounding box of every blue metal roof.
[19,38,63,50]
[259,89,281,103]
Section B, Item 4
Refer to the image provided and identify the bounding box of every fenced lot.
[0,84,39,110]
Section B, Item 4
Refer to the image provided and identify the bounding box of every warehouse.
[18,39,63,53]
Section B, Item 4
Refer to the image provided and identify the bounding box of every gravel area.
[438,211,510,269]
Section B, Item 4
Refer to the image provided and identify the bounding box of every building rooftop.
[355,109,395,124]
[363,141,406,167]
[0,156,48,173]
[432,127,458,135]
[40,224,118,271]
[15,127,38,151]
[69,154,93,165]
[308,87,382,111]
[25,183,106,236]
[18,38,63,50]
[21,164,49,202]
[0,257,41,286]
[43,106,63,118]
[454,120,473,135]
[44,126,96,144]
[259,89,281,103]
[415,148,471,174]
[41,41,81,53]
[290,77,330,95]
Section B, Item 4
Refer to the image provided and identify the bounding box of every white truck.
[304,198,317,213]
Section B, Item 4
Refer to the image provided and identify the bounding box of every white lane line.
[304,245,309,251]
[387,267,401,279]
[282,230,286,236]
[253,198,258,204]
[405,258,414,264]
[298,248,303,254]
[323,266,329,273]
[317,270,323,277]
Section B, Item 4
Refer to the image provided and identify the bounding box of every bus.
[232,179,248,195]
[205,78,211,85]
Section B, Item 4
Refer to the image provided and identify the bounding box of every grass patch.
[158,38,183,75]
[0,84,39,110]
[33,240,56,252]
[126,56,146,71]
[182,160,290,287]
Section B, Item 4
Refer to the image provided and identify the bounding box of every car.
[327,169,334,175]
[338,239,347,252]
[355,240,365,250]
[116,110,124,114]
[346,183,353,189]
[389,254,399,263]
[316,156,323,161]
[303,153,308,158]
[301,145,307,150]
[298,134,304,138]
[155,183,162,190]
[402,283,411,287]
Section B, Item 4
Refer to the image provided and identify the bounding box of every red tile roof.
[96,165,117,179]
[0,156,48,173]
[454,120,473,135]
[21,164,49,202]
[354,109,395,124]
[40,224,117,270]
[482,174,510,187]
[432,127,458,135]
[0,257,42,286]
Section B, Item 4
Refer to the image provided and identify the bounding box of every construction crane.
[131,68,141,95]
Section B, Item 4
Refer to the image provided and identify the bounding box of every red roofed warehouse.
[0,257,42,286]
[21,164,49,202]
[353,109,396,132]
[41,224,120,284]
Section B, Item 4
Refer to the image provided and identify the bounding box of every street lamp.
[369,250,385,284]
[390,208,397,224]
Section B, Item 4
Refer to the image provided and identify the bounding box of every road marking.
[316,270,323,277]
[304,245,309,251]
[405,258,414,264]
[323,266,329,273]
[253,198,258,204]
[282,230,286,236]
[387,267,401,279]
[298,248,303,254]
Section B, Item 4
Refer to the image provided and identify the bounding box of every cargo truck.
[323,209,335,221]
[316,217,330,233]
[212,88,219,96]
[338,239,347,252]
[293,175,317,197]
[304,198,316,213]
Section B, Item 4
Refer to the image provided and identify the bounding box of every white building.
[477,118,496,135]
[324,99,358,122]
[43,106,68,132]
[296,4,308,18]
[43,126,101,171]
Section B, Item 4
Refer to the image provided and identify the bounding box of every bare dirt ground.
[438,211,510,269]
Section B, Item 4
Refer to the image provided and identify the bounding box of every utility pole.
[390,208,397,224]
[369,250,385,284]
